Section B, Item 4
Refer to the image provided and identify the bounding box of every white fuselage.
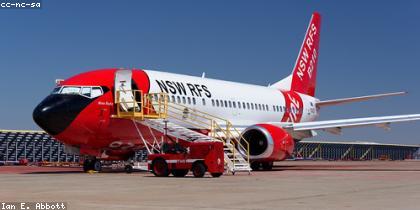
[146,70,319,129]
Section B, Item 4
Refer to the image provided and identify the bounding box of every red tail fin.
[291,12,321,96]
[272,12,321,97]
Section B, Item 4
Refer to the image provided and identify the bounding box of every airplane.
[33,12,420,172]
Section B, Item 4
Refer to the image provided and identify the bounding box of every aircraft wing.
[316,91,406,107]
[270,114,420,138]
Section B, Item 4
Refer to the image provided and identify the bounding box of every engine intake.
[240,124,294,161]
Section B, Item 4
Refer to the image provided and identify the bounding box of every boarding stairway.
[140,119,213,142]
[111,79,251,174]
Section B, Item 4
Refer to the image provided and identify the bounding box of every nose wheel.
[125,164,134,173]
[83,158,102,172]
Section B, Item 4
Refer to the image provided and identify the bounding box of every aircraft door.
[114,70,139,111]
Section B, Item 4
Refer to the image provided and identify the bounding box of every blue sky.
[0,0,419,144]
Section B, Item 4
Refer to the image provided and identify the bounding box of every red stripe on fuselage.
[280,91,304,123]
[132,69,151,94]
[54,68,154,157]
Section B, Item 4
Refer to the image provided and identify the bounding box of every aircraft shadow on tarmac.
[24,169,150,175]
[19,164,420,174]
[24,171,217,178]
[25,171,85,174]
[267,165,420,172]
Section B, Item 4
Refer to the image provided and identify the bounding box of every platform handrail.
[114,90,168,120]
[166,102,250,169]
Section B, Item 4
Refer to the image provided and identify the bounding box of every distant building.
[294,140,420,160]
[0,129,419,163]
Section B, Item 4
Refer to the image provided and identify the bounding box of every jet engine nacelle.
[240,124,295,161]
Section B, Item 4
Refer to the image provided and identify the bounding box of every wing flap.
[286,114,420,133]
[268,114,420,136]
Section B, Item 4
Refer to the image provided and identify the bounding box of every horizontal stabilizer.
[316,91,406,107]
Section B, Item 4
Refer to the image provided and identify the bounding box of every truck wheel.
[152,158,169,177]
[125,165,133,174]
[211,173,223,178]
[172,169,189,177]
[192,162,206,178]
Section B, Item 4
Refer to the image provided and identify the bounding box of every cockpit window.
[52,86,103,99]
[51,87,61,94]
[61,86,81,94]
[81,87,91,97]
[91,87,103,98]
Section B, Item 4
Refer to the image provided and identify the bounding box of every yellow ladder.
[164,102,251,174]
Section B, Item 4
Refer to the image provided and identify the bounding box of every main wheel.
[83,159,93,172]
[171,169,189,177]
[125,165,133,174]
[152,158,170,177]
[92,159,102,172]
[251,162,261,171]
[211,173,223,178]
[192,162,206,178]
[262,162,273,171]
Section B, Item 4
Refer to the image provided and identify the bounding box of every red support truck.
[148,141,224,178]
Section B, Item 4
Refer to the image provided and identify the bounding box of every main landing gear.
[82,157,139,173]
[250,161,273,171]
[83,158,102,172]
[124,164,134,173]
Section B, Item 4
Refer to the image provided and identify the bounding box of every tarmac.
[1,160,420,210]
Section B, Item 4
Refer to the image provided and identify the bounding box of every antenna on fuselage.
[201,72,206,78]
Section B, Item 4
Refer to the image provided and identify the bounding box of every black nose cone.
[33,94,92,135]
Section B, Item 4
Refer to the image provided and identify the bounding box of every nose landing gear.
[83,157,102,172]
[124,164,134,173]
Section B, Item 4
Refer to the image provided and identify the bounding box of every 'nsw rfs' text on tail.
[271,12,321,97]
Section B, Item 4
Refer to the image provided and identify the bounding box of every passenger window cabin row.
[156,94,301,114]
